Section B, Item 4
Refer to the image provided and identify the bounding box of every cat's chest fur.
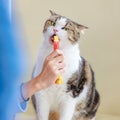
[33,42,81,108]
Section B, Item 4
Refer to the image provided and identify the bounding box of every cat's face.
[43,10,88,48]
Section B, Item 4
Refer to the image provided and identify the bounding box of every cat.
[32,10,100,120]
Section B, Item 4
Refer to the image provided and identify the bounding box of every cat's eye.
[51,21,55,26]
[47,20,55,26]
[62,27,70,31]
[65,28,69,31]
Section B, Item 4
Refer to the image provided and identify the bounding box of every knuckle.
[47,56,51,61]
[45,56,49,62]
[54,71,59,76]
[63,62,66,67]
[48,60,53,66]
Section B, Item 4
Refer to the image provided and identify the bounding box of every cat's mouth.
[50,34,56,44]
[50,34,60,44]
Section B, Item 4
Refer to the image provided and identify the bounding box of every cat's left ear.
[49,10,58,16]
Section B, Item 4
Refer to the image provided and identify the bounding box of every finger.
[53,55,64,63]
[56,66,65,75]
[55,49,64,56]
[59,68,65,74]
[49,50,64,59]
[57,62,66,70]
[53,61,65,70]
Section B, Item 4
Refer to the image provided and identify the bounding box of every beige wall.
[14,0,120,116]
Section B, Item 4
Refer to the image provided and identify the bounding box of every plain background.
[13,0,120,116]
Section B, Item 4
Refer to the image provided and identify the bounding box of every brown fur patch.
[67,58,100,120]
[49,111,60,120]
[84,61,92,84]
[75,103,86,111]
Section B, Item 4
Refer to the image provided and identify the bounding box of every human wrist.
[21,80,37,100]
[24,79,39,98]
[20,83,30,102]
[33,74,46,91]
[20,73,48,102]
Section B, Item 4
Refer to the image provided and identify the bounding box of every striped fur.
[67,58,100,120]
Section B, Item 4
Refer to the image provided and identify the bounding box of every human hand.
[20,50,65,101]
[36,49,65,89]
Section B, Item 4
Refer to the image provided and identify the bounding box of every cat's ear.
[49,10,57,16]
[76,24,88,34]
[77,24,88,31]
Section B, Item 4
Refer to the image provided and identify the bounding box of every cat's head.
[43,10,88,48]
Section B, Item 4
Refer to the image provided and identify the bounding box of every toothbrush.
[53,35,63,84]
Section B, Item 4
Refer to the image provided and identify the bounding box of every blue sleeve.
[16,85,29,113]
[17,98,28,112]
[0,1,29,120]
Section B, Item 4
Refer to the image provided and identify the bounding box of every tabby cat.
[32,10,100,120]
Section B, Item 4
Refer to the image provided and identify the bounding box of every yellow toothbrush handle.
[53,35,63,84]
[55,75,63,84]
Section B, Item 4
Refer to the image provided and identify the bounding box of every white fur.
[91,117,96,120]
[33,18,88,120]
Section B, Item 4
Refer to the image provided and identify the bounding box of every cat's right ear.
[49,10,57,16]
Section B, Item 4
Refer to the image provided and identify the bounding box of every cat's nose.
[53,29,58,33]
